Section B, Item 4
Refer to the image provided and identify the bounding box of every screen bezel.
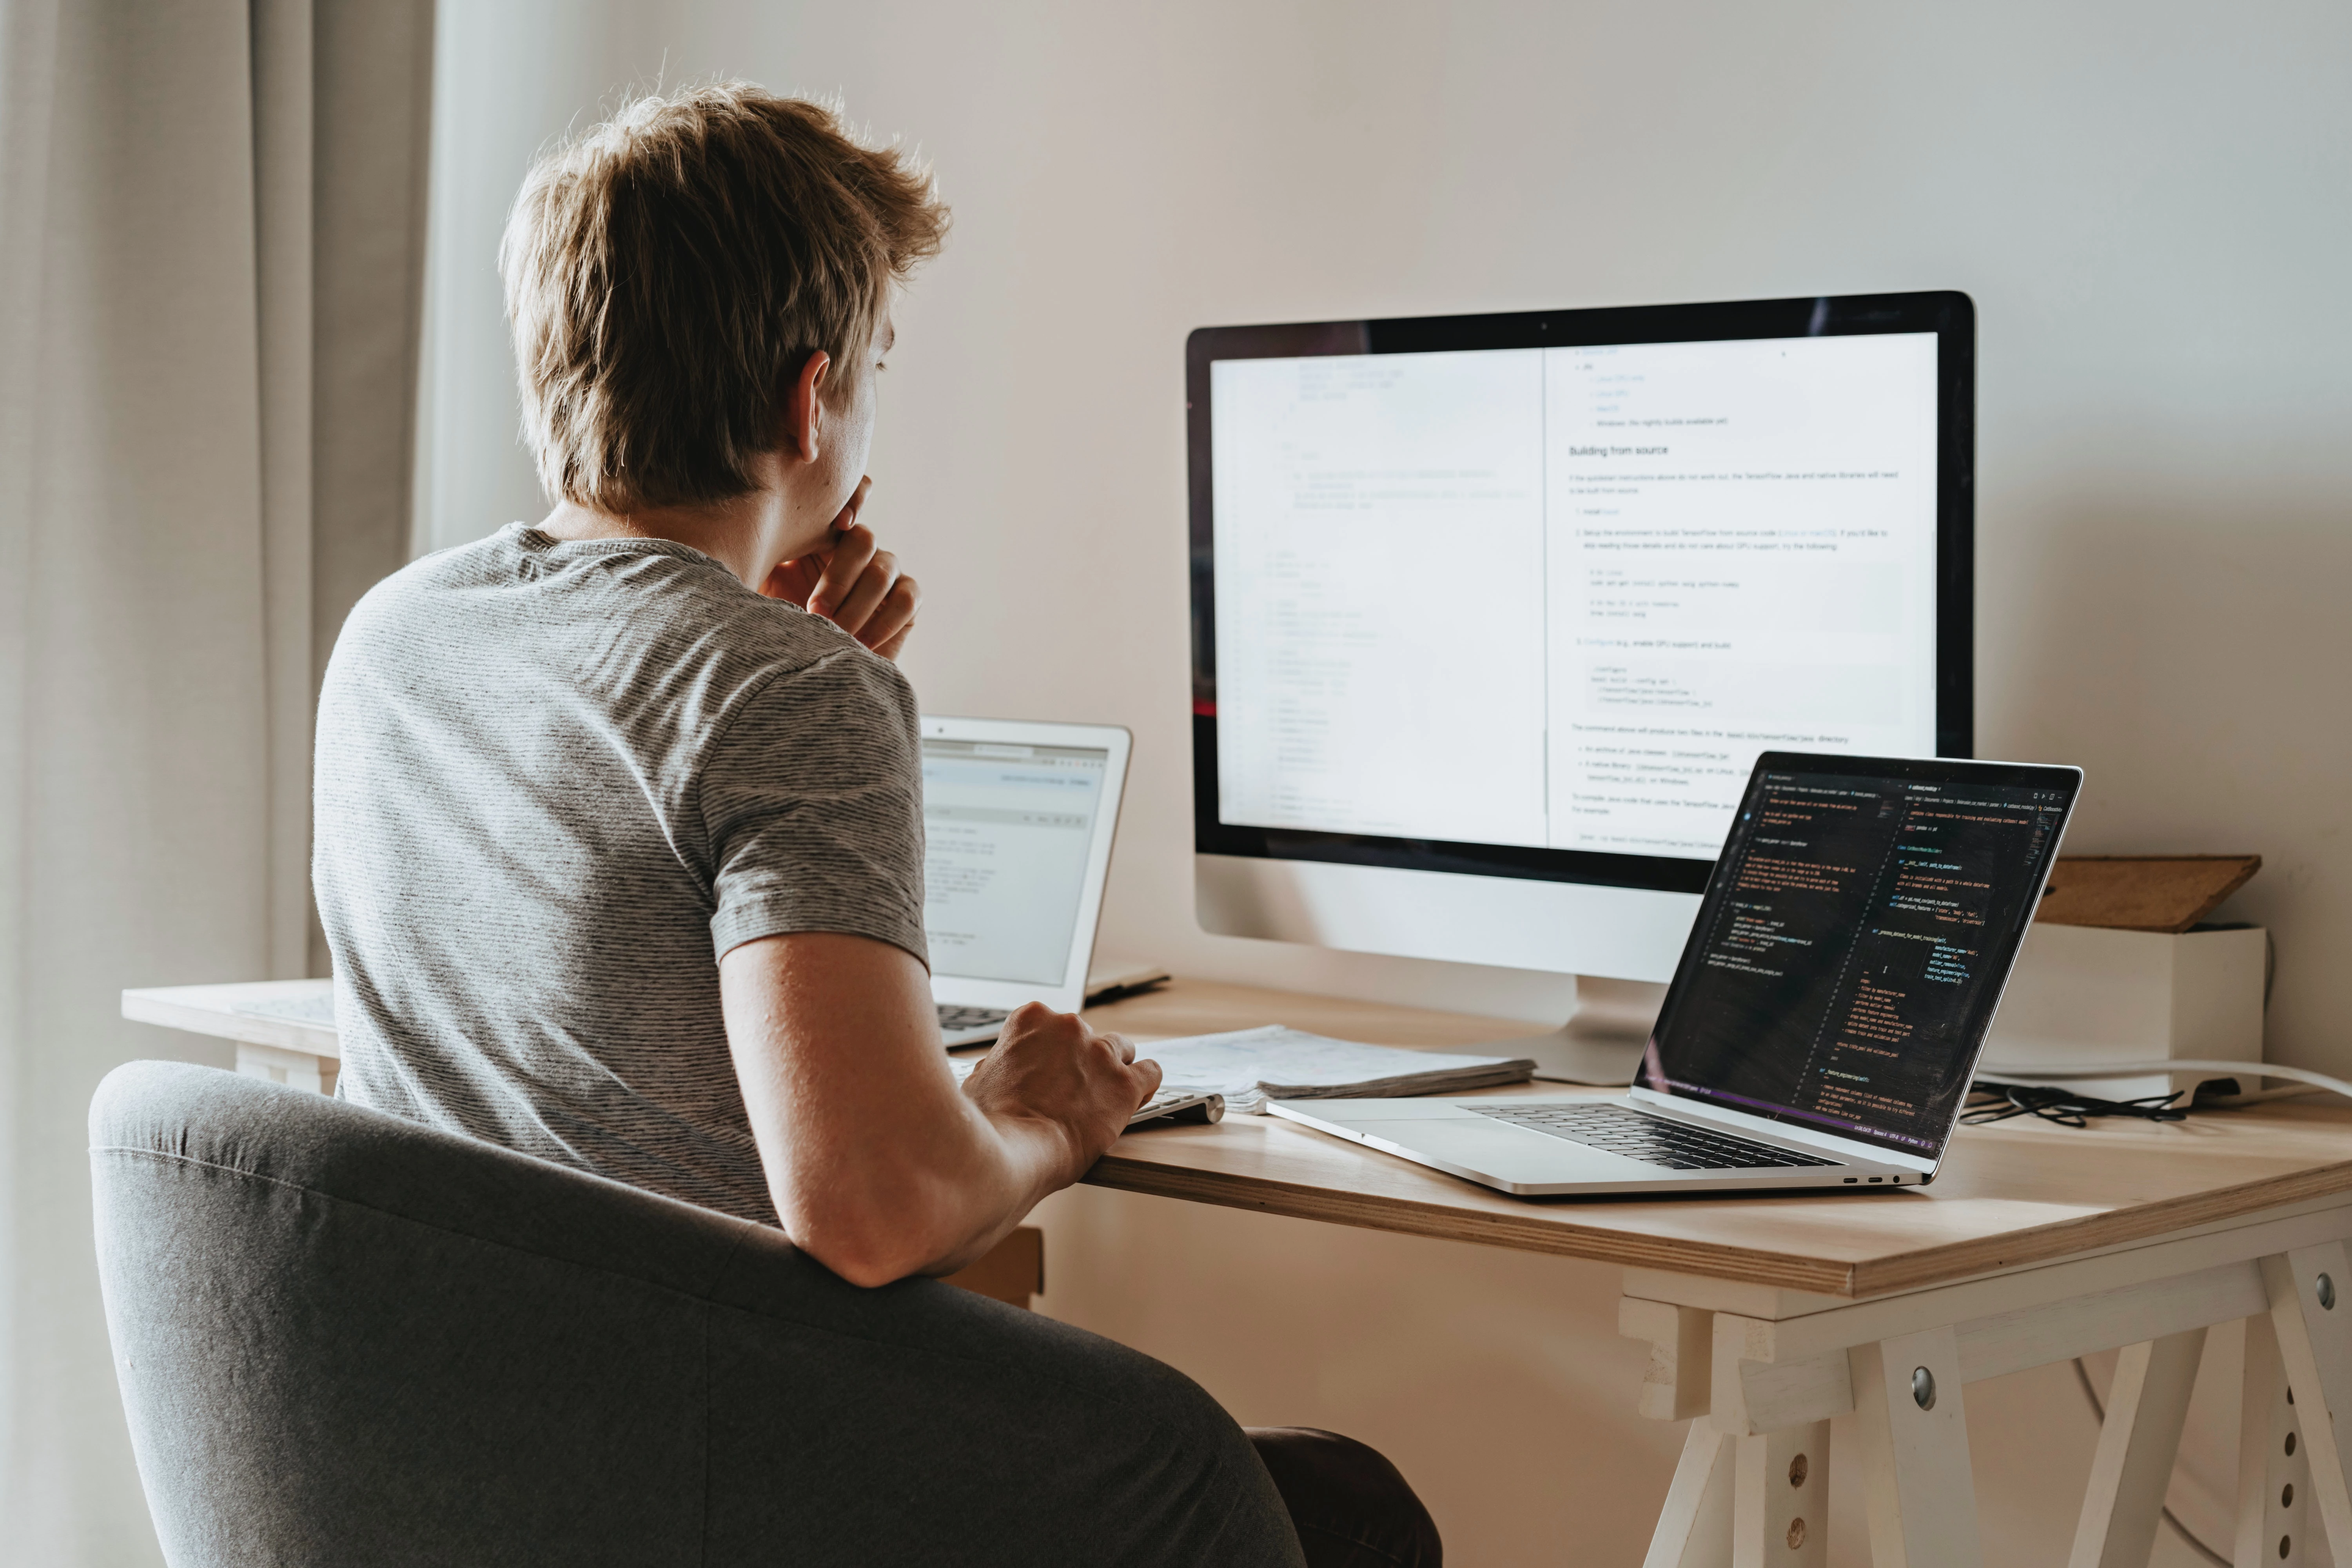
[1186,290,1976,898]
[1632,750,2082,1171]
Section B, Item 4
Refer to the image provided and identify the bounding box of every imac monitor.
[1188,292,1975,1013]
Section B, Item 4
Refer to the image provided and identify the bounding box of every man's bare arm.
[719,931,1159,1286]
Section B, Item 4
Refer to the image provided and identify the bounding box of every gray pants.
[1248,1428,1443,1567]
[90,1061,1307,1566]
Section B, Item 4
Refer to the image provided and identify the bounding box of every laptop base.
[1269,1096,1917,1198]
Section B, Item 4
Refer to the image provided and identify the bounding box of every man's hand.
[961,1003,1163,1181]
[762,476,921,659]
[720,934,1154,1287]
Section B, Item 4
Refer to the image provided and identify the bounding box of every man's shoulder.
[584,548,912,716]
[341,526,881,687]
[326,526,920,767]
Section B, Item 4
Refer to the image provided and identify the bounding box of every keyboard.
[1470,1103,1838,1170]
[1129,1087,1225,1126]
[937,1004,1011,1034]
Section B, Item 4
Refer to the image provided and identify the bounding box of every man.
[315,83,1437,1566]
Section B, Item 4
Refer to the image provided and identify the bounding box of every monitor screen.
[1639,755,2077,1157]
[922,737,1110,985]
[1189,293,1973,898]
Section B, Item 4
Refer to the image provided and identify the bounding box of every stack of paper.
[1138,1025,1536,1114]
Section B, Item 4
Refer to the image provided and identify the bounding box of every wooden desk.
[123,979,343,1092]
[126,976,2352,1568]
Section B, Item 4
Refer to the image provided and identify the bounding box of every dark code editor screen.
[1641,760,2075,1156]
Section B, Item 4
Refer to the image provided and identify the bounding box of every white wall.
[418,4,2352,1562]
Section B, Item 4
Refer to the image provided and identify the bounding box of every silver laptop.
[1269,753,2082,1196]
[920,716,1139,1047]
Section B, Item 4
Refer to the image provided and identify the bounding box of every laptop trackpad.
[1375,1119,1656,1180]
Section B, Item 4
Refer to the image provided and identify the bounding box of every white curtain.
[0,0,432,1558]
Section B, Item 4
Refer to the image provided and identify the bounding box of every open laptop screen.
[922,737,1111,985]
[1639,755,2078,1158]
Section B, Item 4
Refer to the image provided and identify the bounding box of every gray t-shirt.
[313,523,927,1225]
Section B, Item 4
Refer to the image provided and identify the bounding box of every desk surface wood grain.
[1083,979,2352,1300]
[124,974,2352,1300]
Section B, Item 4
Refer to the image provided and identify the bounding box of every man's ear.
[780,350,831,463]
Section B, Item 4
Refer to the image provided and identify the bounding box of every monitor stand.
[1474,975,1667,1087]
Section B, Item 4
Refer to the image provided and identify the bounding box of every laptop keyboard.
[1470,1104,1839,1170]
[937,1004,1011,1033]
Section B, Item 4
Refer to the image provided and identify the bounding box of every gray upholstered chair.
[90,1060,1304,1567]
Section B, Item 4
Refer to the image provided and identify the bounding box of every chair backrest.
[88,1061,1306,1568]
[90,1060,779,1565]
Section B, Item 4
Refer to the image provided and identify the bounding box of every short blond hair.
[501,85,949,513]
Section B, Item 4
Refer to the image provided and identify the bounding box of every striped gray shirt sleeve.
[700,647,929,967]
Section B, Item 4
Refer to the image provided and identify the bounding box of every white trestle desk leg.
[1733,1419,1829,1568]
[2237,1312,2311,1568]
[234,1042,335,1096]
[1646,1420,1735,1568]
[2067,1328,2207,1568]
[2262,1245,2352,1563]
[1851,1325,1982,1568]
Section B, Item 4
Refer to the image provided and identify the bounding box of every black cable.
[1963,1081,2189,1128]
[2071,1357,2229,1567]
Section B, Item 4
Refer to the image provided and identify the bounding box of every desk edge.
[1087,1151,2352,1299]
